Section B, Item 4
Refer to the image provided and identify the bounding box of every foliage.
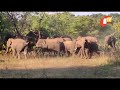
[1,12,120,49]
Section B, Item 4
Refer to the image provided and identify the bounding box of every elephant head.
[41,40,48,48]
[36,39,47,48]
[6,38,14,47]
[105,35,116,50]
[85,36,98,43]
[5,38,14,54]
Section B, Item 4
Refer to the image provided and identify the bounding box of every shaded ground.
[0,55,119,78]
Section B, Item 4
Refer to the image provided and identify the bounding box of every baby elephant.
[5,38,29,59]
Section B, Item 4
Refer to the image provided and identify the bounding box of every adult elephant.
[85,42,100,59]
[0,32,16,51]
[5,38,29,59]
[63,40,76,56]
[84,36,99,58]
[26,30,49,56]
[26,30,49,44]
[75,36,98,59]
[75,37,87,59]
[105,34,116,50]
[35,39,47,56]
[36,38,65,56]
[75,39,100,59]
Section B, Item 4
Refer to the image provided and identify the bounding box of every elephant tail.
[24,42,29,48]
[5,47,10,54]
[25,42,29,45]
[21,42,29,52]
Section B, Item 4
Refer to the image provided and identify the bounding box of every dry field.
[0,54,120,78]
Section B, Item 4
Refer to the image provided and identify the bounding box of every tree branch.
[6,12,23,38]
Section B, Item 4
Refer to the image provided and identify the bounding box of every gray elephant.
[75,36,98,59]
[5,38,29,59]
[75,40,99,59]
[75,38,89,59]
[105,34,116,50]
[63,40,76,56]
[36,38,65,56]
[82,42,100,59]
[35,39,47,56]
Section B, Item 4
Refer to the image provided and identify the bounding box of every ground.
[0,54,119,78]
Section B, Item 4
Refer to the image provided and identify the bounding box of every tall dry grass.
[1,46,120,78]
[0,54,114,78]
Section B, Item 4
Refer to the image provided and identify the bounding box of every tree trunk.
[7,12,23,38]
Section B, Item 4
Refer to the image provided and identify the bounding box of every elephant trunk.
[5,47,9,54]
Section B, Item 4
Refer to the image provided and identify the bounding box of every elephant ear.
[42,40,47,48]
[63,38,65,41]
[73,39,76,44]
[8,38,13,46]
[42,40,46,45]
[85,39,89,43]
[25,42,29,45]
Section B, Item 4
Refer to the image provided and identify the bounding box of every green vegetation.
[0,12,120,39]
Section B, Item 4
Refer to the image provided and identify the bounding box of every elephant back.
[36,39,46,48]
[85,36,98,43]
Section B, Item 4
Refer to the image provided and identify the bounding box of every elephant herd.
[4,31,117,59]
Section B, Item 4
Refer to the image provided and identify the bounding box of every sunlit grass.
[0,54,119,78]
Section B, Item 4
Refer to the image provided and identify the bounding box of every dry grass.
[0,54,119,78]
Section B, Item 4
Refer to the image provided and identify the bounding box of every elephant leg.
[80,48,82,58]
[65,48,68,56]
[65,51,69,57]
[84,49,87,59]
[87,49,90,59]
[96,51,100,57]
[12,49,16,58]
[80,49,83,59]
[81,48,85,59]
[24,46,28,59]
[112,42,116,50]
[66,52,68,57]
[77,50,80,56]
[5,47,9,54]
[17,52,20,59]
[83,50,86,59]
[83,49,87,59]
[62,50,66,57]
[57,51,60,57]
[54,51,57,56]
[59,50,63,57]
[87,50,91,59]
[85,48,89,59]
[89,51,93,59]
